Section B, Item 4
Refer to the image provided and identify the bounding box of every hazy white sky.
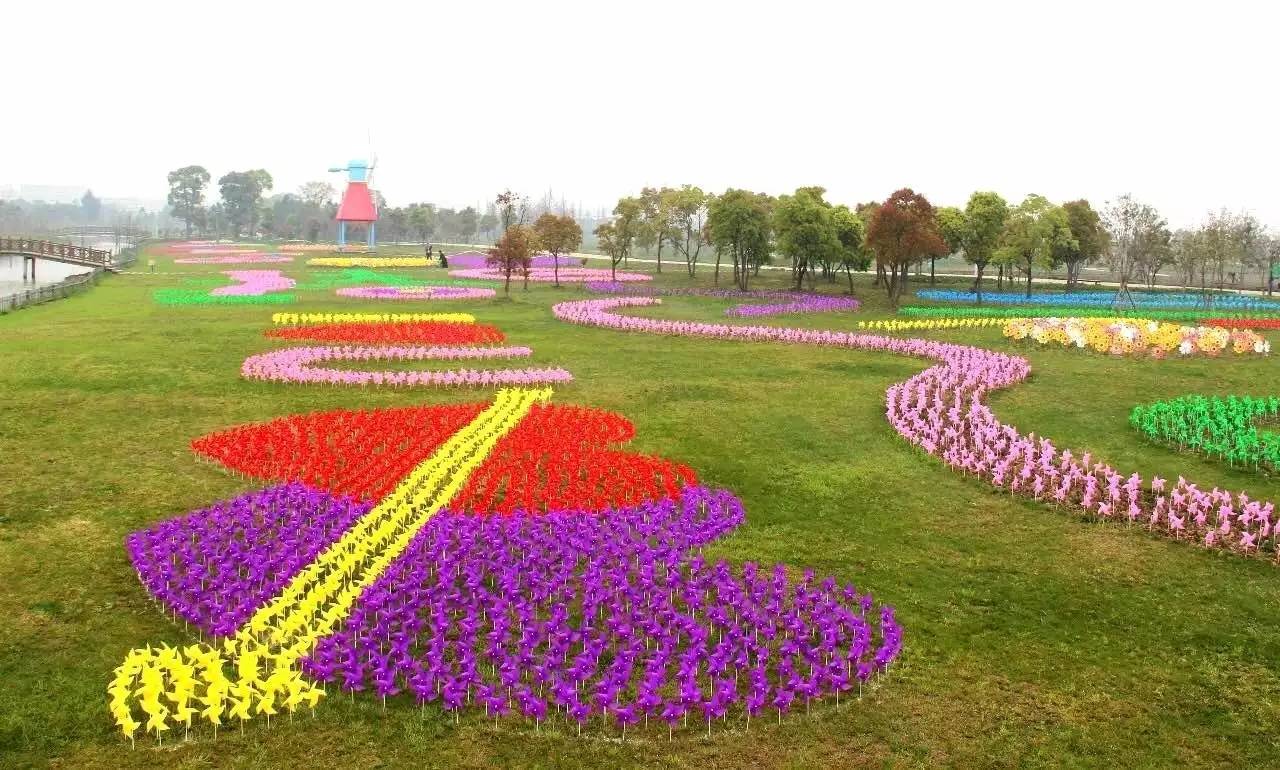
[4,0,1277,228]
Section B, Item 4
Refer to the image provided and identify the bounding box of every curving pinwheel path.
[553,297,1279,557]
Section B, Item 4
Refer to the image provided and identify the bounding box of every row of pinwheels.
[244,316,573,388]
[447,251,580,269]
[153,289,296,306]
[271,312,474,325]
[335,286,496,301]
[449,267,652,283]
[917,288,1280,312]
[174,255,294,265]
[114,388,549,742]
[1205,317,1280,331]
[266,319,504,345]
[551,296,1280,558]
[1002,317,1270,357]
[584,282,861,317]
[900,305,1280,322]
[857,318,1007,331]
[308,257,433,268]
[1131,394,1280,472]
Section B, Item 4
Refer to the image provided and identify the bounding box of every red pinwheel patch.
[191,403,696,512]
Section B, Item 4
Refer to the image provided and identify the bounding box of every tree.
[478,211,499,243]
[496,189,526,232]
[666,185,709,277]
[934,206,966,285]
[167,165,210,238]
[994,195,1076,298]
[298,181,335,208]
[487,223,538,296]
[1059,200,1109,289]
[384,207,409,243]
[611,197,643,268]
[1104,195,1168,295]
[865,188,948,306]
[774,186,840,290]
[218,170,272,238]
[405,204,435,243]
[1263,232,1280,296]
[831,205,868,294]
[638,186,675,273]
[532,212,583,288]
[594,221,630,281]
[707,189,773,290]
[79,190,102,223]
[961,191,1008,302]
[457,206,479,244]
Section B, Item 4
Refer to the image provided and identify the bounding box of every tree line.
[166,165,507,245]
[592,186,1280,302]
[162,165,1280,300]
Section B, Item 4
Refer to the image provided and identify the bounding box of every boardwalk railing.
[0,237,113,267]
[1,271,100,313]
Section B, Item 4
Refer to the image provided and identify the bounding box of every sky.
[4,0,1278,229]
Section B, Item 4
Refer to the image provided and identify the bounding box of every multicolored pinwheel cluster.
[1003,317,1270,357]
[551,296,1280,559]
[114,306,902,743]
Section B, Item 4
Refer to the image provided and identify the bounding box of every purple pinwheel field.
[8,228,1280,770]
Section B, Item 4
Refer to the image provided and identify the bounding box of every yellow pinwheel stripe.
[270,312,477,326]
[856,317,1018,331]
[110,387,549,741]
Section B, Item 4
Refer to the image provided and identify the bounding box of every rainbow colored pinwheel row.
[917,288,1280,312]
[241,345,573,388]
[336,286,496,300]
[1003,317,1270,357]
[174,255,294,265]
[551,297,1280,560]
[271,312,476,325]
[1131,394,1280,472]
[211,270,296,297]
[112,388,549,743]
[449,267,652,283]
[900,306,1280,322]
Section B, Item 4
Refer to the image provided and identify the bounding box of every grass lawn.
[2,249,1279,768]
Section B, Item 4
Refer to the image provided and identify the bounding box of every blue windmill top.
[328,159,372,183]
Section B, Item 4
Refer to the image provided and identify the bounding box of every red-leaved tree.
[487,223,538,296]
[866,188,948,306]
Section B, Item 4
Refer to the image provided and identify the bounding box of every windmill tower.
[329,157,379,251]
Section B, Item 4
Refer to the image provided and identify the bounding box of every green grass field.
[3,248,1280,768]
